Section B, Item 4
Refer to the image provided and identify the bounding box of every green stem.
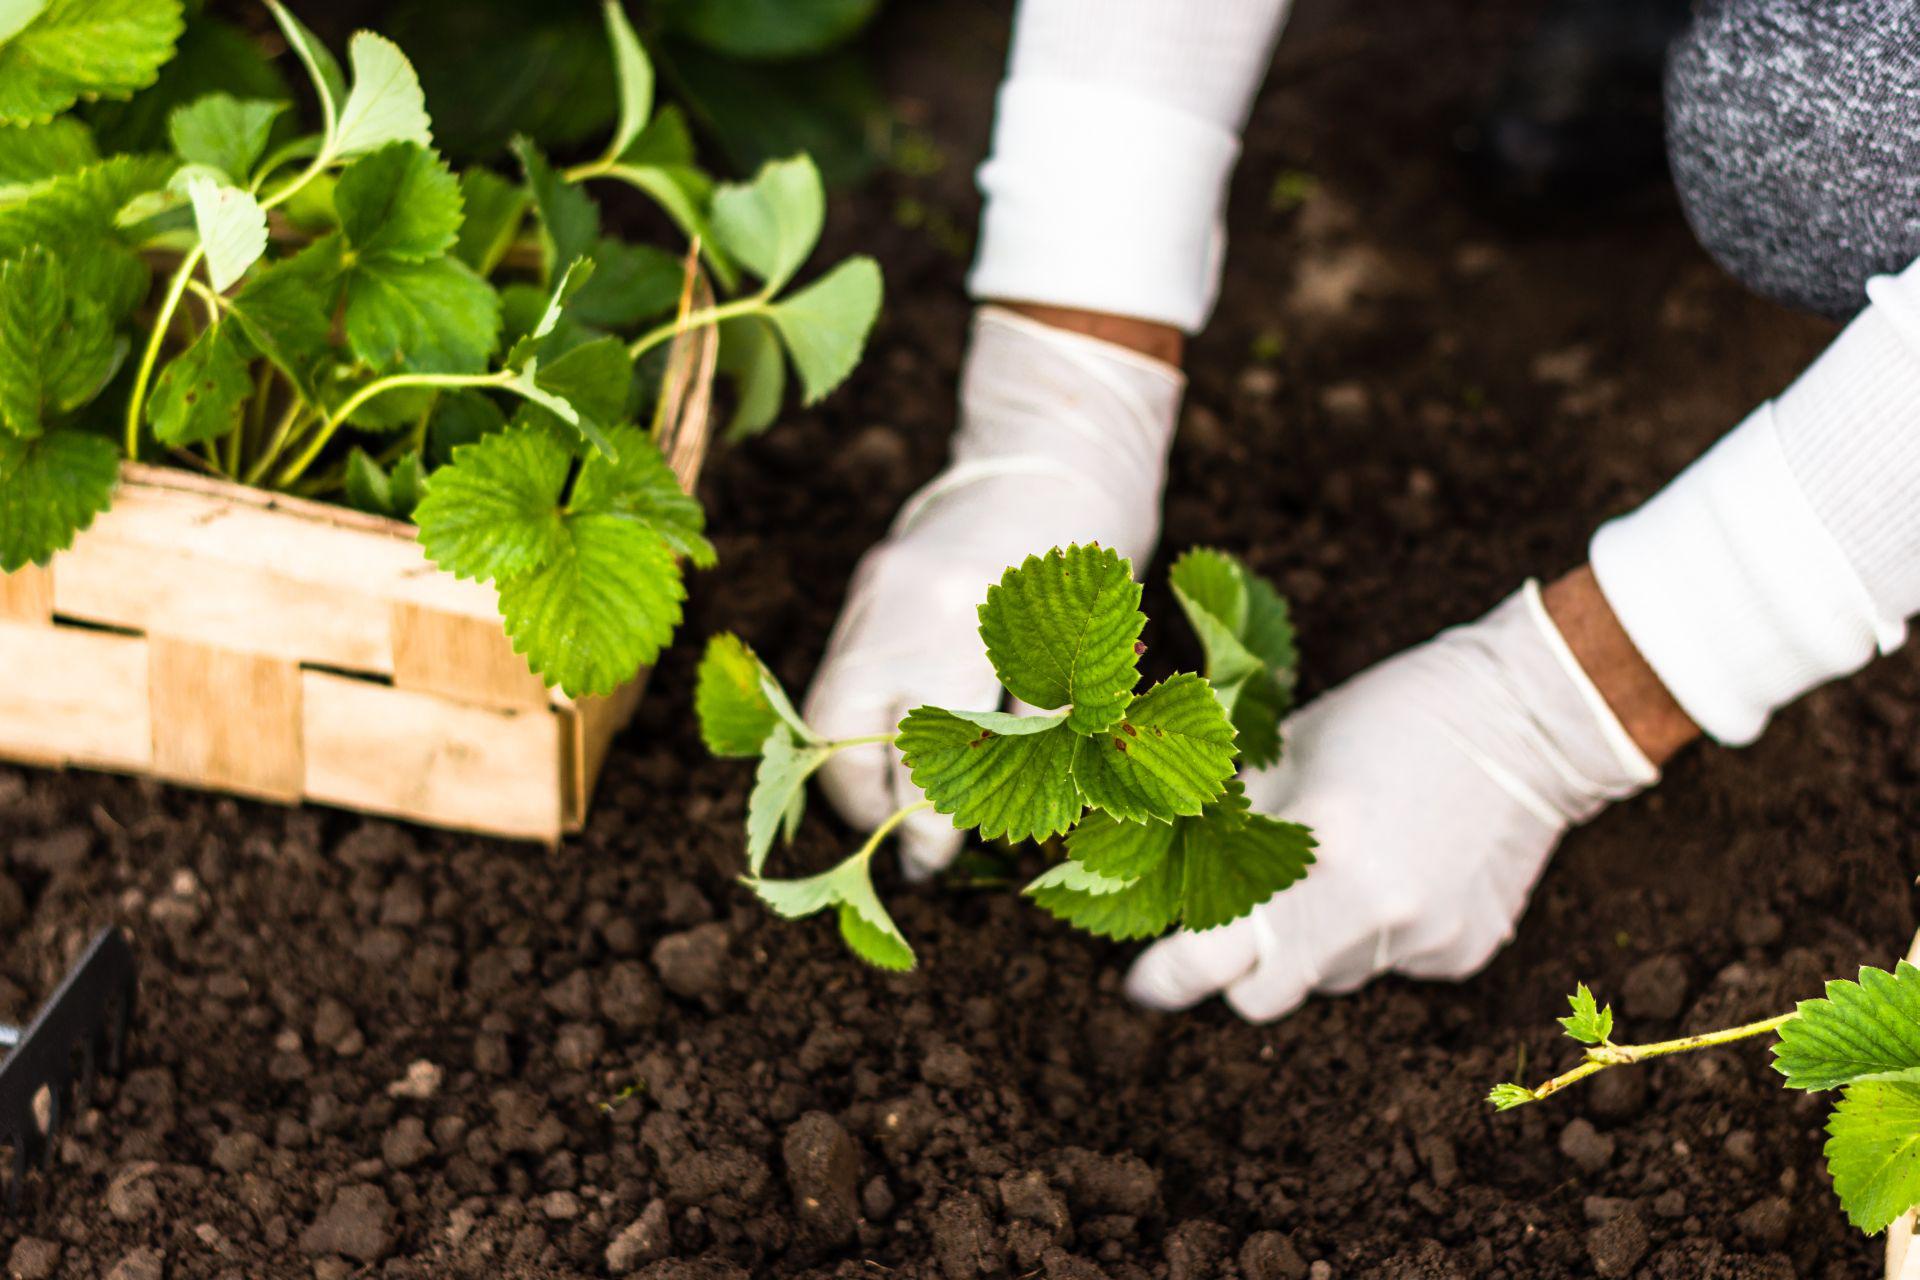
[124,245,205,458]
[272,370,511,489]
[257,143,332,214]
[628,295,769,361]
[244,397,310,486]
[1512,1012,1798,1106]
[824,732,900,753]
[854,800,936,864]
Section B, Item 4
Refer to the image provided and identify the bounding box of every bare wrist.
[1543,566,1700,767]
[991,302,1185,368]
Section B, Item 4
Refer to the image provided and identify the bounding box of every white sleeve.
[967,0,1294,333]
[1590,257,1920,744]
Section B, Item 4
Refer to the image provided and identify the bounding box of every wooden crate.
[0,462,673,842]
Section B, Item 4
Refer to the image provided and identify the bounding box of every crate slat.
[149,637,305,802]
[389,602,551,711]
[0,621,150,771]
[0,564,51,623]
[301,670,565,841]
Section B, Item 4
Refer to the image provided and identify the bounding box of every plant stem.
[271,370,511,489]
[628,295,769,361]
[824,732,900,753]
[1513,1012,1799,1106]
[124,246,205,458]
[244,397,309,486]
[855,800,936,863]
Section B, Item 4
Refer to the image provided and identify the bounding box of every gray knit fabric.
[1666,0,1920,320]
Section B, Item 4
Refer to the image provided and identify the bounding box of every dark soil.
[4,2,1911,1277]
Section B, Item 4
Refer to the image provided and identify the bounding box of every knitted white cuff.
[967,78,1240,333]
[1590,402,1904,745]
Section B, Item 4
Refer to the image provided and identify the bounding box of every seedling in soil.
[0,0,883,697]
[1490,965,1920,1235]
[696,544,1318,968]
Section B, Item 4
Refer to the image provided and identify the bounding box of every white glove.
[1126,582,1657,1021]
[804,306,1182,878]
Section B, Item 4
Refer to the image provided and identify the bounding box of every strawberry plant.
[696,544,1317,968]
[0,0,883,697]
[1491,966,1920,1235]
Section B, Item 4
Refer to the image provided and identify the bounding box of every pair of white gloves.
[803,307,1660,1020]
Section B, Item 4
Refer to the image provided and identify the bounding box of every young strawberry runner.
[803,0,1920,1019]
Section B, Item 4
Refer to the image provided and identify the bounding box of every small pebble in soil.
[1622,954,1690,1022]
[104,1247,162,1280]
[210,1130,262,1174]
[919,1042,976,1089]
[382,1116,433,1170]
[1586,1210,1650,1278]
[1558,1118,1615,1174]
[605,1199,672,1275]
[299,1183,396,1262]
[1239,1230,1309,1280]
[1737,1195,1792,1249]
[387,1059,442,1100]
[1652,1189,1687,1218]
[6,1237,60,1280]
[651,923,730,1000]
[861,1176,895,1221]
[783,1111,860,1246]
[597,960,663,1030]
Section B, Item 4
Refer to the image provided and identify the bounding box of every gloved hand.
[1126,582,1658,1021]
[804,305,1183,878]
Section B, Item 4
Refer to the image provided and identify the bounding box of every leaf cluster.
[695,544,1315,969]
[0,0,884,697]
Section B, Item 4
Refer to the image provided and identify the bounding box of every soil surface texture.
[2,2,1906,1278]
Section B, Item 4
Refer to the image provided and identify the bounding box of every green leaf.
[343,446,393,517]
[1775,962,1920,1091]
[453,166,525,274]
[184,174,267,293]
[0,153,173,319]
[0,247,117,435]
[1069,674,1237,824]
[1559,983,1615,1046]
[746,725,831,873]
[717,314,784,439]
[413,424,570,581]
[696,632,803,757]
[1064,809,1180,881]
[0,1,48,44]
[226,234,342,398]
[1024,854,1183,941]
[333,31,432,158]
[600,0,651,162]
[709,153,821,292]
[838,903,914,971]
[570,421,713,567]
[1064,782,1316,933]
[0,428,118,571]
[525,335,630,452]
[977,544,1144,735]
[766,255,881,404]
[167,93,283,183]
[1180,808,1313,929]
[335,141,462,262]
[345,254,500,374]
[1826,1081,1920,1234]
[896,707,1083,844]
[660,0,878,59]
[498,512,682,694]
[0,0,184,125]
[146,322,248,446]
[0,117,97,197]
[1169,547,1296,770]
[570,237,680,330]
[265,1,344,139]
[514,137,598,278]
[1486,1083,1537,1112]
[748,852,914,971]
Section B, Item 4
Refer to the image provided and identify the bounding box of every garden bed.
[1,0,1911,1277]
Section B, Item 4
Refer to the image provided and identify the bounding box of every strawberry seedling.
[1491,965,1920,1235]
[0,0,883,697]
[697,544,1318,968]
